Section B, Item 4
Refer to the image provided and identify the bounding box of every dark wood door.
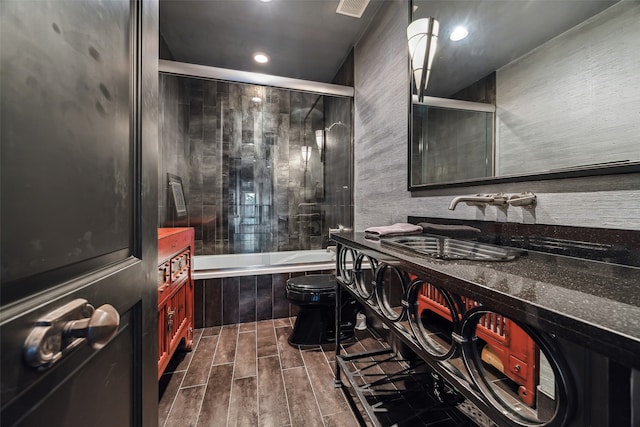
[1,0,159,426]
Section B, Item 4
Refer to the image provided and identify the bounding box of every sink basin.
[380,235,523,261]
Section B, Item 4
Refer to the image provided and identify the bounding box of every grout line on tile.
[161,368,187,375]
[192,330,221,427]
[301,345,332,426]
[226,323,240,427]
[162,330,203,427]
[276,321,294,427]
[281,366,306,372]
[255,321,260,425]
[179,383,207,390]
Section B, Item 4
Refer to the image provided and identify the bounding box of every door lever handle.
[24,299,120,369]
[63,304,120,350]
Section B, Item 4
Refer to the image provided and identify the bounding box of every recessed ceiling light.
[450,26,469,41]
[254,52,269,64]
[259,0,272,2]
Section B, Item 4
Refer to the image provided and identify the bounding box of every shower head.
[325,121,347,132]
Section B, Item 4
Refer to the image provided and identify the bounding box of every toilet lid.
[286,274,336,291]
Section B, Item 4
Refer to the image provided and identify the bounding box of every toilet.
[285,274,357,345]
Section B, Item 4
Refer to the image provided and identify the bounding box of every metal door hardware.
[24,298,120,369]
[167,308,175,334]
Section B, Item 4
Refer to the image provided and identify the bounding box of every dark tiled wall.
[159,74,353,255]
[158,73,190,229]
[326,49,355,234]
[323,94,353,236]
[194,270,335,328]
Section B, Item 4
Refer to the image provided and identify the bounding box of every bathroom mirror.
[409,0,640,189]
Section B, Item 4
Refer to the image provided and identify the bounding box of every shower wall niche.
[159,74,353,255]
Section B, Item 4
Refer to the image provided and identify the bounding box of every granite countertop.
[331,231,640,370]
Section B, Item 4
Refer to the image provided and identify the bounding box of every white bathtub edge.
[193,262,336,280]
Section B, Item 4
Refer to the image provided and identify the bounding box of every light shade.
[315,129,324,153]
[301,146,312,161]
[407,17,439,101]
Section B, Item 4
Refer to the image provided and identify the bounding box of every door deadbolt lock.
[24,298,120,369]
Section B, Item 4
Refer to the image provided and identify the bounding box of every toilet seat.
[285,274,356,345]
[286,275,336,304]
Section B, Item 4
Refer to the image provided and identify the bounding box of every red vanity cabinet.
[417,283,538,407]
[157,228,195,379]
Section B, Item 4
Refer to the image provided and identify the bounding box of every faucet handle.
[476,193,508,206]
[507,192,537,207]
[463,194,495,206]
[491,193,509,206]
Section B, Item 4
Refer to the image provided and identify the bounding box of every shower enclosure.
[159,68,353,255]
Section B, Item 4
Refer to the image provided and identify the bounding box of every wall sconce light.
[407,17,439,102]
[301,146,312,162]
[315,129,324,154]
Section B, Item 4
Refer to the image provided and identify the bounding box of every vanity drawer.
[158,261,170,291]
[171,250,190,283]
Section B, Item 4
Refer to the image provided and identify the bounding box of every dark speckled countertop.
[331,231,640,370]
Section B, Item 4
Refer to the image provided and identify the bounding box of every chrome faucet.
[448,192,536,210]
[448,193,507,210]
[329,224,352,236]
[329,224,345,234]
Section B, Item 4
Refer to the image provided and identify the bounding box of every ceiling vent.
[336,0,370,18]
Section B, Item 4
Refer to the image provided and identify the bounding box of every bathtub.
[193,249,337,280]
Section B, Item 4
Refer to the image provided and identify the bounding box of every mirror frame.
[407,0,640,191]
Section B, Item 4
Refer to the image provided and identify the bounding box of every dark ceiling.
[159,0,385,83]
[159,0,619,95]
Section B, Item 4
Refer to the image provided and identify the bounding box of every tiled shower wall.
[159,74,353,254]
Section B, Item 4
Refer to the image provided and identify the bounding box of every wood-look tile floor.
[159,318,479,427]
[159,318,364,427]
